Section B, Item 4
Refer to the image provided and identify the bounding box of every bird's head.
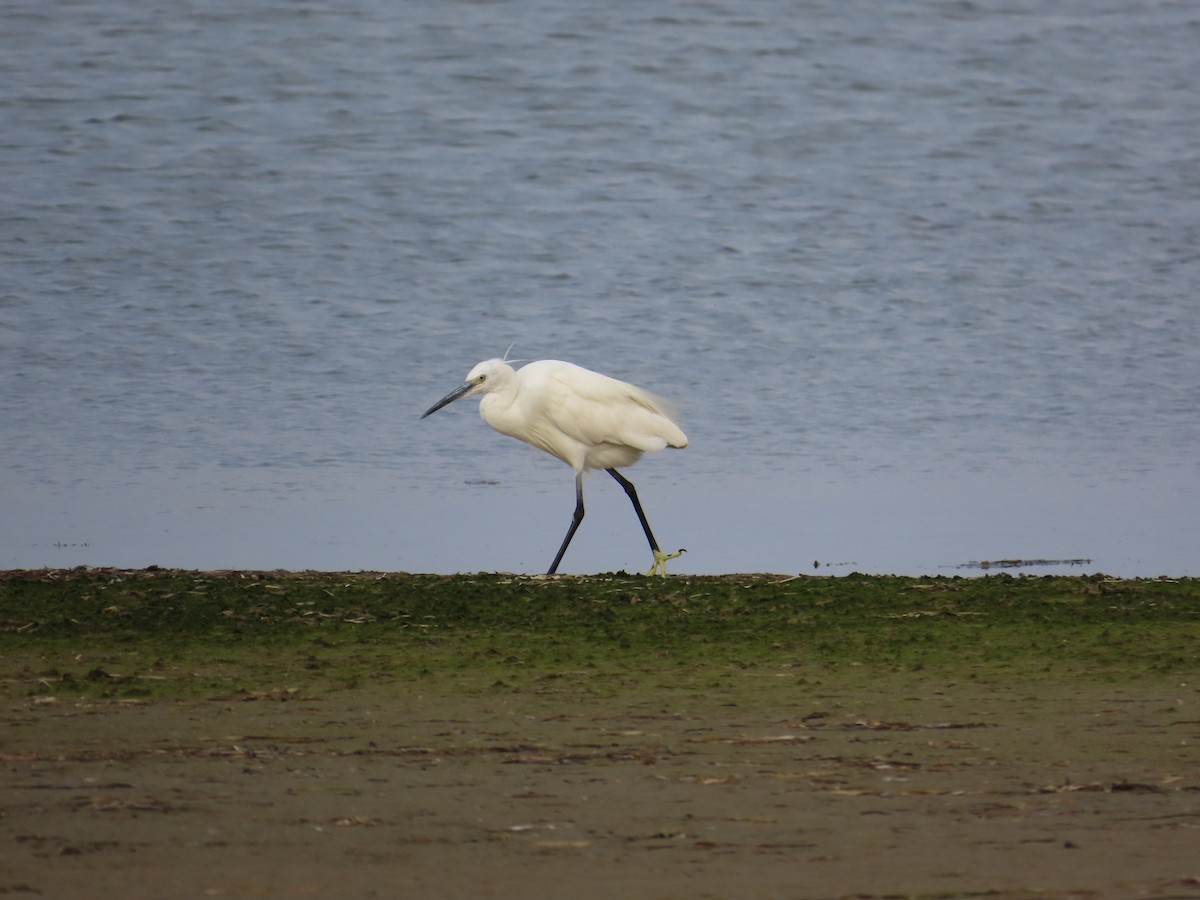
[421,359,515,418]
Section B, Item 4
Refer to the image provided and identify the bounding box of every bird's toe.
[646,548,686,577]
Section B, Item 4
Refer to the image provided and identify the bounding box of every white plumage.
[422,358,687,575]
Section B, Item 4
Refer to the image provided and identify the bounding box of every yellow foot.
[647,548,686,577]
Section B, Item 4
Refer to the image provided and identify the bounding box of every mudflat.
[2,570,1197,899]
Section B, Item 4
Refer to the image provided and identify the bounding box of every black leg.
[547,473,585,575]
[608,468,685,575]
[606,468,660,552]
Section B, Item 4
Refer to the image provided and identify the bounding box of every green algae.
[1,569,1196,701]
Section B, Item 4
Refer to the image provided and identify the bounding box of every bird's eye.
[477,374,487,383]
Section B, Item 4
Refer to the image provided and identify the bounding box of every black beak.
[421,382,473,419]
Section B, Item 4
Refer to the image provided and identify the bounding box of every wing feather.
[522,361,687,455]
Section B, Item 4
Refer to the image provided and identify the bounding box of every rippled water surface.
[3,0,1198,575]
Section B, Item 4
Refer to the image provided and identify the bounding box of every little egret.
[421,358,687,575]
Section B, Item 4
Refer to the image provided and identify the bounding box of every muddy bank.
[2,571,1198,897]
[4,678,1199,899]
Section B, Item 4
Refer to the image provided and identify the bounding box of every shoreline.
[2,569,1197,897]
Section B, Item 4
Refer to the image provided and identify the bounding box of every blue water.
[3,0,1198,576]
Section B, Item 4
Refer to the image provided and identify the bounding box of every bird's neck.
[479,390,523,437]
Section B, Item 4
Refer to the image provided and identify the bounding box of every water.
[3,0,1198,576]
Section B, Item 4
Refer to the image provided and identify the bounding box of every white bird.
[421,358,688,575]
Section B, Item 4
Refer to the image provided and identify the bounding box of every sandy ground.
[2,678,1198,899]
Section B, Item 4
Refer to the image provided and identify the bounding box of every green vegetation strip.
[1,569,1196,701]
